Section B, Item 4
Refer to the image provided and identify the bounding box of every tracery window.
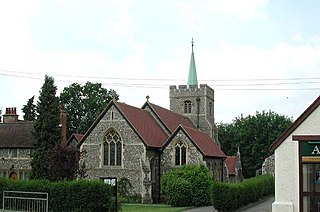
[184,100,192,114]
[175,141,187,166]
[103,129,122,166]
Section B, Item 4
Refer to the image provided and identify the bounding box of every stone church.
[78,42,228,203]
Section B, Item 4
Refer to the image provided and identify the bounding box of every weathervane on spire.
[191,38,194,47]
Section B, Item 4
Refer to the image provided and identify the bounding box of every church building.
[78,41,227,203]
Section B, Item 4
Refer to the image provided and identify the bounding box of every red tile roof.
[225,156,237,175]
[115,102,169,148]
[73,133,84,142]
[67,133,84,146]
[144,102,196,132]
[270,95,320,152]
[0,122,34,148]
[181,126,226,158]
[79,100,226,158]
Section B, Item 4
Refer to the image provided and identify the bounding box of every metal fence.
[2,191,48,212]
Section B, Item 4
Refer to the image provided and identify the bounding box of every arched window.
[184,100,192,114]
[103,129,122,166]
[175,141,187,166]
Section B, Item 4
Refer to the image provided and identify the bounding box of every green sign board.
[302,141,320,162]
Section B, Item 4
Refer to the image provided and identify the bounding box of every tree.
[217,110,292,178]
[22,96,36,121]
[46,144,80,181]
[31,75,61,180]
[60,82,118,138]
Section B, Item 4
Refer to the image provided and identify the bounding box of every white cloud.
[0,0,319,125]
[176,0,269,30]
[208,0,269,19]
[155,39,320,122]
[292,33,320,48]
[0,1,38,65]
[106,1,133,36]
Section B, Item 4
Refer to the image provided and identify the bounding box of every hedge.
[161,165,274,210]
[211,175,274,211]
[0,178,116,211]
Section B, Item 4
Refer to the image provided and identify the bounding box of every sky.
[1,0,320,124]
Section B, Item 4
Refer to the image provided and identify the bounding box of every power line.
[0,69,320,91]
[1,69,320,82]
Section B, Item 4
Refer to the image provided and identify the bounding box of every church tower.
[169,39,217,139]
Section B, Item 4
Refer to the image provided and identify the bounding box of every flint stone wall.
[80,105,146,195]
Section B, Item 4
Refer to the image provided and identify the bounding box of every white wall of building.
[273,106,320,212]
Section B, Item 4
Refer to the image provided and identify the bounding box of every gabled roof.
[73,133,84,142]
[270,95,320,152]
[142,102,196,133]
[225,156,237,175]
[78,101,168,149]
[0,122,34,148]
[67,133,84,146]
[116,102,168,148]
[78,100,226,158]
[164,125,226,158]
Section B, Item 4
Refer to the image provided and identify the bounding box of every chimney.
[59,104,67,146]
[3,107,19,123]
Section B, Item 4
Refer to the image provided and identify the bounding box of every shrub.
[211,175,274,211]
[0,178,115,212]
[161,165,213,207]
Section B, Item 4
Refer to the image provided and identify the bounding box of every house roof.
[225,156,237,175]
[78,100,226,158]
[116,102,169,148]
[78,101,169,149]
[143,102,195,133]
[0,122,34,148]
[165,125,226,158]
[67,133,84,146]
[183,126,226,158]
[73,133,84,142]
[270,95,320,152]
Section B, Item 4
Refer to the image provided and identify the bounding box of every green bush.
[161,165,213,207]
[211,175,274,212]
[0,178,116,212]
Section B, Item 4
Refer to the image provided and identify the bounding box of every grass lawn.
[121,204,193,212]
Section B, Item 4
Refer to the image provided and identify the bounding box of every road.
[236,195,274,212]
[184,195,274,212]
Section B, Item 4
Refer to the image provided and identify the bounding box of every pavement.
[183,195,274,212]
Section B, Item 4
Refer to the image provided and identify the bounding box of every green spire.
[187,38,198,86]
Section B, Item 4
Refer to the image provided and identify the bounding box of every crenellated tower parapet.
[169,84,217,140]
